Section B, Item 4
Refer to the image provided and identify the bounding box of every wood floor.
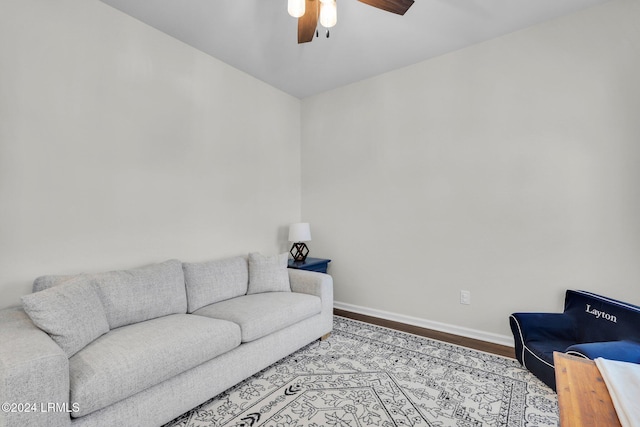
[334,308,516,359]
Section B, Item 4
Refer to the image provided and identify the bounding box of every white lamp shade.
[288,0,306,18]
[319,0,337,28]
[288,223,311,242]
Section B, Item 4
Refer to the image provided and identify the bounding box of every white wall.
[302,0,640,341]
[2,0,639,344]
[0,0,301,309]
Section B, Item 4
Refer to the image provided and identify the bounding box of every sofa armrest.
[510,312,576,342]
[0,307,71,427]
[509,312,576,365]
[288,269,333,333]
[566,340,640,363]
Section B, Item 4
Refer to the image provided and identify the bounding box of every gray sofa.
[0,254,333,427]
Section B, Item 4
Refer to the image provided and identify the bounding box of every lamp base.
[290,242,309,262]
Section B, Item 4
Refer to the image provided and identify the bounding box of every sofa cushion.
[193,292,321,342]
[21,276,110,358]
[564,290,640,343]
[33,273,85,293]
[183,256,248,312]
[247,252,290,295]
[94,259,187,329]
[31,260,188,329]
[69,314,240,418]
[565,340,640,363]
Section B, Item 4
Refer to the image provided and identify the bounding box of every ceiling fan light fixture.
[288,0,306,18]
[319,0,337,28]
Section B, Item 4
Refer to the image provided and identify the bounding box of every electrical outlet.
[460,290,471,305]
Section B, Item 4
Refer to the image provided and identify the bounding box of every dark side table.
[287,257,331,274]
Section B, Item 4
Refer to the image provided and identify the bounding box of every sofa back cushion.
[247,252,291,295]
[182,256,248,313]
[33,273,82,293]
[21,276,110,357]
[32,260,187,329]
[564,290,640,343]
[92,259,187,329]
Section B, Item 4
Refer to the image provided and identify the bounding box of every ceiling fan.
[288,0,414,43]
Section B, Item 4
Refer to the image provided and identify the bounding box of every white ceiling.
[99,0,609,99]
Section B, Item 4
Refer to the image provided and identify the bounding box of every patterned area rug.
[165,317,558,427]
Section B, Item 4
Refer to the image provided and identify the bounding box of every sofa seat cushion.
[526,339,577,363]
[193,292,321,343]
[69,314,240,418]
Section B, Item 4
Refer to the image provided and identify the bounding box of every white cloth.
[595,358,640,427]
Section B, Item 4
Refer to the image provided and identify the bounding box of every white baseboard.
[334,301,514,348]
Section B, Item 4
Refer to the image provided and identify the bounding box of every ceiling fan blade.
[357,0,414,15]
[298,0,320,43]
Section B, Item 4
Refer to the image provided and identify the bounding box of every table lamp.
[288,223,311,262]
